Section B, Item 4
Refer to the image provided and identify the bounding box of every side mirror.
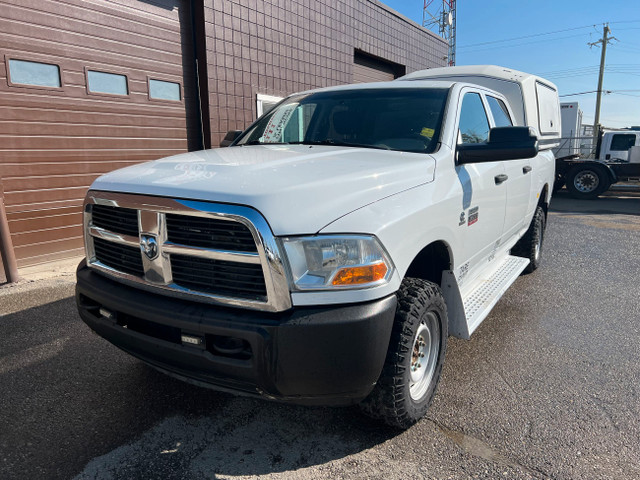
[457,126,538,164]
[219,130,243,148]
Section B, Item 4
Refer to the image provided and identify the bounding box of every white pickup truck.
[76,66,559,428]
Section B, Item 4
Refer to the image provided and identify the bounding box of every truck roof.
[295,79,458,94]
[400,65,537,83]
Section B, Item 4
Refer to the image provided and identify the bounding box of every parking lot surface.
[1,190,639,480]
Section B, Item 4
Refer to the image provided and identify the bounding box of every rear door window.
[487,96,513,127]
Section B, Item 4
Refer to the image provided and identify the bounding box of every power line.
[545,69,640,80]
[457,24,595,49]
[560,90,602,97]
[457,19,640,50]
[459,33,591,54]
[611,92,640,98]
[540,65,640,77]
[541,64,640,74]
[560,89,640,97]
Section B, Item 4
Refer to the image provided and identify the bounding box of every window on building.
[610,134,636,151]
[87,70,128,95]
[8,59,61,88]
[149,79,181,101]
[487,96,513,127]
[459,93,490,144]
[256,94,283,118]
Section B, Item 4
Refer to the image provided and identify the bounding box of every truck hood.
[91,145,436,235]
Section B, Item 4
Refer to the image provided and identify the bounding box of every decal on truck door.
[468,206,479,226]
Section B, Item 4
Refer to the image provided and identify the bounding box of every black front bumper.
[76,262,396,405]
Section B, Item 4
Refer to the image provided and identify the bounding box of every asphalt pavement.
[1,190,639,480]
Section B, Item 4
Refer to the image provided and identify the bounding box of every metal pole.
[0,177,20,283]
[592,24,610,153]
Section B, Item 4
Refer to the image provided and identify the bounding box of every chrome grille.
[84,192,291,312]
[93,237,144,277]
[166,214,257,252]
[92,204,139,237]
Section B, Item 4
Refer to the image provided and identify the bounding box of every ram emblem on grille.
[140,234,159,260]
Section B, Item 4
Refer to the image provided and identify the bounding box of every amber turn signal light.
[331,262,388,286]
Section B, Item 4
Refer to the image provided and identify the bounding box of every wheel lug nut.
[420,353,425,358]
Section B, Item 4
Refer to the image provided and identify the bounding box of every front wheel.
[359,278,447,429]
[566,165,610,199]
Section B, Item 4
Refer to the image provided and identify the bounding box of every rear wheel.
[566,165,610,199]
[359,278,447,429]
[512,205,545,274]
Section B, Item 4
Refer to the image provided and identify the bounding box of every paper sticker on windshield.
[420,127,435,138]
[261,103,298,143]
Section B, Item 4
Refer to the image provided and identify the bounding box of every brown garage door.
[353,52,397,83]
[0,0,198,267]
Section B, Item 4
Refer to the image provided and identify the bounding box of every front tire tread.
[359,278,447,429]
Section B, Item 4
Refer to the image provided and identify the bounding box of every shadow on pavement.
[550,189,640,216]
[1,295,399,480]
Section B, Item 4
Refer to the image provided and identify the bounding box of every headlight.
[281,235,394,290]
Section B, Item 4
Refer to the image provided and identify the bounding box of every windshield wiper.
[290,140,390,150]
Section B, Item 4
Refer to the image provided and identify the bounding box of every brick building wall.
[202,0,448,146]
[0,0,447,273]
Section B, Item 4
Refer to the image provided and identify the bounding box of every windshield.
[236,87,449,154]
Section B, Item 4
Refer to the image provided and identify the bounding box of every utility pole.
[589,24,616,155]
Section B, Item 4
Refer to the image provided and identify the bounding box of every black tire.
[566,164,610,199]
[359,278,447,429]
[512,205,545,274]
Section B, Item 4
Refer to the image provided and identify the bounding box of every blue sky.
[382,1,640,128]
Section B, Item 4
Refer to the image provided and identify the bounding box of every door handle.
[494,174,508,185]
[523,166,532,174]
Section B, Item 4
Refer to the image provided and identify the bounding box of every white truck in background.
[553,101,640,198]
[76,66,558,428]
[556,129,640,199]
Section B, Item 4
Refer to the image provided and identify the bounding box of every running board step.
[443,255,530,339]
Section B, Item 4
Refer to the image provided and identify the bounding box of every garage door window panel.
[6,58,62,89]
[87,69,129,96]
[149,78,182,102]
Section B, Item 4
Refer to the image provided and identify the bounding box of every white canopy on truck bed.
[398,65,561,150]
